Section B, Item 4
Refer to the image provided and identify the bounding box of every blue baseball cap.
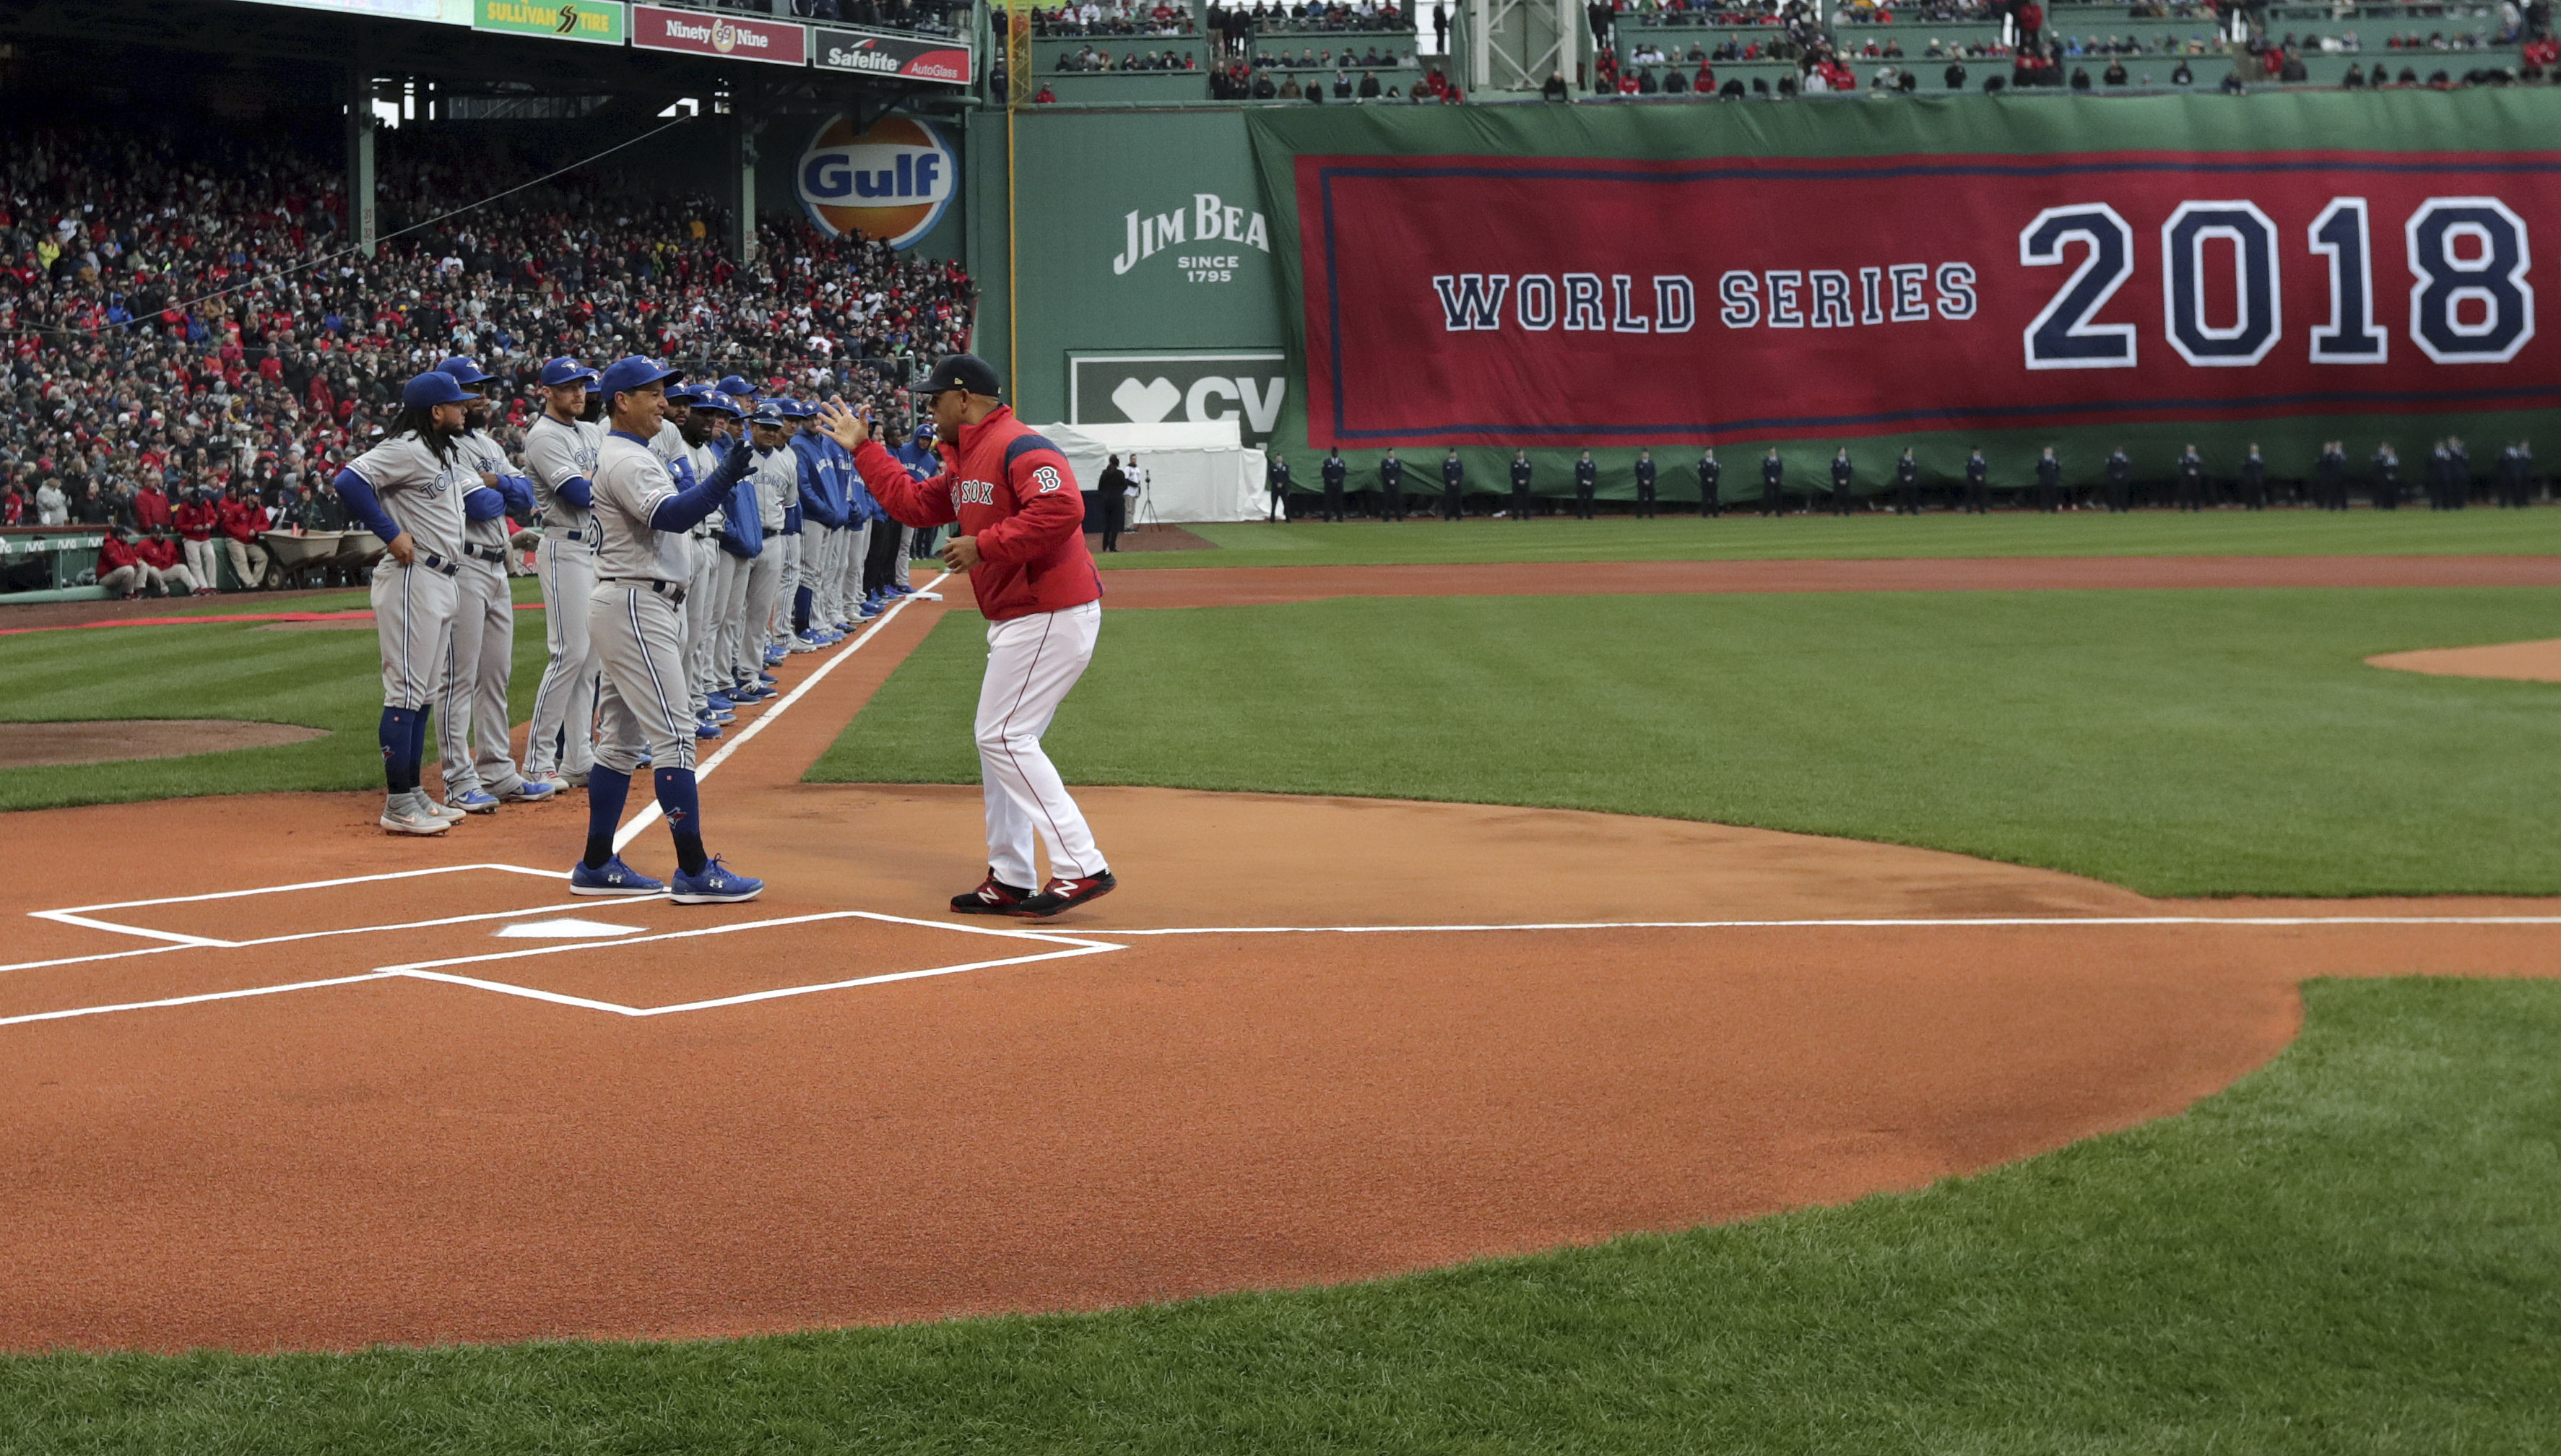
[539,356,598,388]
[597,355,681,400]
[436,356,493,390]
[750,403,788,425]
[692,394,745,417]
[716,375,758,399]
[664,383,710,409]
[776,397,816,419]
[402,370,475,409]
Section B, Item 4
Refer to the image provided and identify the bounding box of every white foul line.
[1090,915,2561,934]
[614,571,955,854]
[0,973,399,1028]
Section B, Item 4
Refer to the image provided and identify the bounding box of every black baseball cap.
[914,353,1002,401]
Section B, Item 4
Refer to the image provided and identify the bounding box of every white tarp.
[1032,420,1267,524]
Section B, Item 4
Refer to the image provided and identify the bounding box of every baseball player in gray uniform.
[568,356,763,902]
[331,371,481,836]
[736,407,798,687]
[674,387,745,729]
[521,358,604,792]
[434,357,552,811]
[648,382,729,740]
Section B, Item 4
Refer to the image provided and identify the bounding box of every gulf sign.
[798,114,957,249]
[630,4,808,66]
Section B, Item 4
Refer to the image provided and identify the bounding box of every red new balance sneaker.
[1011,870,1116,919]
[951,870,1034,915]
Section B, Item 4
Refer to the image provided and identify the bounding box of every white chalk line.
[6,864,578,973]
[612,571,956,854]
[1093,916,2561,935]
[0,909,1120,1027]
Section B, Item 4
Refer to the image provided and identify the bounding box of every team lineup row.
[1262,440,2546,517]
[324,350,1119,919]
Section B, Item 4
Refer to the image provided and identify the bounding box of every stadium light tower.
[1465,0,1580,94]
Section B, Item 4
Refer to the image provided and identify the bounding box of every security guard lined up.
[1320,449,1348,522]
[1511,450,1535,521]
[1573,450,1598,519]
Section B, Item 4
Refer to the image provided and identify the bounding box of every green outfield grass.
[0,618,553,812]
[815,588,2561,898]
[1114,508,2561,569]
[4,976,2553,1454]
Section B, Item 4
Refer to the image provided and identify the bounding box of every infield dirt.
[1,563,2554,1353]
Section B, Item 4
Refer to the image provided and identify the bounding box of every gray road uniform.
[683,436,731,711]
[649,420,719,719]
[735,443,799,683]
[522,412,604,780]
[588,431,704,777]
[440,428,534,799]
[344,432,473,712]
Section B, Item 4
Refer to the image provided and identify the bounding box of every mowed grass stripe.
[813,587,2561,898]
[1121,510,2561,569]
[0,619,554,810]
[4,978,2554,1453]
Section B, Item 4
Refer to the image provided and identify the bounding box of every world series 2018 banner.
[1244,95,2561,486]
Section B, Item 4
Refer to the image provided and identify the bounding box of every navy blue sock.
[794,586,813,633]
[378,706,419,793]
[655,767,707,875]
[408,706,432,789]
[584,766,632,869]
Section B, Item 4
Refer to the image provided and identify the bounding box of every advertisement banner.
[1071,351,1288,447]
[472,0,625,44]
[233,0,469,21]
[1247,96,2561,485]
[812,25,974,87]
[630,4,807,66]
[797,113,958,248]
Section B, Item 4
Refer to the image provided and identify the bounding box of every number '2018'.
[2018,197,2533,370]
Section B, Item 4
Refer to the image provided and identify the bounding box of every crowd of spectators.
[697,0,967,33]
[1054,43,1203,67]
[1008,1,1197,38]
[1,115,974,590]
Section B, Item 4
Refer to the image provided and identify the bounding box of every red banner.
[630,4,808,66]
[1295,151,2561,447]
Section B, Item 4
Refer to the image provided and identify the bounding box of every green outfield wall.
[973,92,2561,502]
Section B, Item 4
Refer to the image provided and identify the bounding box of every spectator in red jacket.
[97,529,152,599]
[138,527,206,594]
[131,480,172,533]
[218,485,272,591]
[173,488,223,591]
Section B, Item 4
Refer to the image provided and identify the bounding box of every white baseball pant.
[768,531,803,649]
[737,545,783,677]
[438,556,523,798]
[370,558,458,712]
[976,599,1106,888]
[524,532,599,780]
[588,581,696,778]
[841,521,872,617]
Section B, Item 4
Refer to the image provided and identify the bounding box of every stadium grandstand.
[8,1,2561,1445]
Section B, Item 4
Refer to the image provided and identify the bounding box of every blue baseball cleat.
[498,779,558,804]
[763,644,789,667]
[446,789,500,815]
[670,857,763,905]
[569,856,667,897]
[758,670,779,685]
[695,719,722,740]
[706,706,737,723]
[705,692,734,712]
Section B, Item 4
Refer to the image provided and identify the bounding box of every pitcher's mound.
[0,719,328,768]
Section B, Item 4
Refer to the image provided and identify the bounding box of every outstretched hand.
[941,534,982,572]
[813,399,872,451]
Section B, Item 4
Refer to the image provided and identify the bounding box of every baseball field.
[2,514,2557,1453]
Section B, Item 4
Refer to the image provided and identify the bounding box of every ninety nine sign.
[472,0,625,44]
[630,3,809,65]
[811,25,974,87]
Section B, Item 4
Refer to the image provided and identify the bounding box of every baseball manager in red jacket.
[817,354,1114,919]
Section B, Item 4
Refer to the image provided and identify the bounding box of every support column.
[345,66,377,257]
[729,108,760,266]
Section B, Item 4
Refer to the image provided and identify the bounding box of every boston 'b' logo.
[1032,466,1063,495]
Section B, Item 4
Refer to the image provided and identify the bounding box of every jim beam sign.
[1070,352,1288,448]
